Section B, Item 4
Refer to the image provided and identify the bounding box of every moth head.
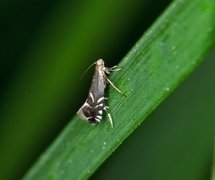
[96,59,104,66]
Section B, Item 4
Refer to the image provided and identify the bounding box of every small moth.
[77,59,123,128]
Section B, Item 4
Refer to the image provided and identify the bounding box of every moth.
[77,59,124,127]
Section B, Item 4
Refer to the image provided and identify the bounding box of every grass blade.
[24,0,215,179]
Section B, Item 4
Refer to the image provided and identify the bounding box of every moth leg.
[104,106,109,109]
[104,106,113,128]
[105,76,126,97]
[105,66,121,74]
[108,65,121,72]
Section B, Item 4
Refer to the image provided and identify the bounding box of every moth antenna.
[80,61,97,79]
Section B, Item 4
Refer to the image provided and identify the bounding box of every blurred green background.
[0,0,214,179]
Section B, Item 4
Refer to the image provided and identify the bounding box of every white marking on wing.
[89,92,94,103]
[98,110,103,115]
[95,118,101,122]
[96,115,102,120]
[83,102,90,106]
[95,103,104,108]
[97,97,104,103]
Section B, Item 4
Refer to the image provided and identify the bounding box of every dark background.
[1,0,214,179]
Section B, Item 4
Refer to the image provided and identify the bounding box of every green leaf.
[24,0,215,179]
[93,51,215,180]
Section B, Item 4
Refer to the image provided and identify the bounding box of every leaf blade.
[24,0,215,179]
